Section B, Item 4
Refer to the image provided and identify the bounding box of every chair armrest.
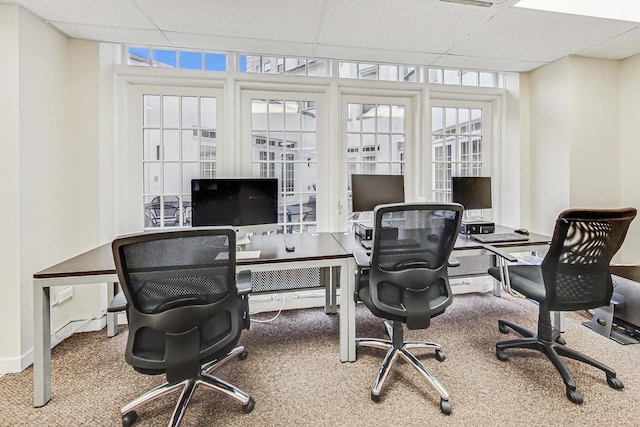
[448,256,460,268]
[237,270,252,295]
[352,249,370,269]
[481,244,518,263]
[107,290,127,312]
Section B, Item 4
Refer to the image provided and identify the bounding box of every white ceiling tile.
[164,32,315,57]
[449,8,637,62]
[135,0,325,43]
[15,0,155,29]
[432,54,547,72]
[313,43,441,65]
[52,22,168,46]
[576,27,640,60]
[318,0,502,53]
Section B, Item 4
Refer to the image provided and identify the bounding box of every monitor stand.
[236,233,251,246]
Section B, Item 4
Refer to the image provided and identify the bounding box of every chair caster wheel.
[498,323,509,334]
[370,391,380,402]
[607,376,624,390]
[566,388,583,404]
[440,398,452,415]
[239,350,249,360]
[242,397,255,413]
[435,349,446,362]
[555,336,566,345]
[496,349,509,361]
[122,411,138,427]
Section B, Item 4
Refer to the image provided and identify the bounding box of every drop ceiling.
[4,0,640,72]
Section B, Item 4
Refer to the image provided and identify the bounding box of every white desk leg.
[33,279,51,407]
[106,282,118,337]
[339,259,356,362]
[553,311,565,332]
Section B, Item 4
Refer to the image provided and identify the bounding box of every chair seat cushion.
[488,264,546,303]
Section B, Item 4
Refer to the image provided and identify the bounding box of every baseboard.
[0,316,108,376]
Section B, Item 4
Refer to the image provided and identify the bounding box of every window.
[142,94,218,228]
[346,101,406,221]
[431,106,486,205]
[251,99,318,233]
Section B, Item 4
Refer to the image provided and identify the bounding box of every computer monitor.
[451,176,492,211]
[351,174,405,212]
[191,178,279,236]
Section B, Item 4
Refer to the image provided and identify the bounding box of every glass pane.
[144,195,160,228]
[162,96,179,128]
[362,104,376,132]
[204,53,226,71]
[182,163,199,193]
[391,134,404,162]
[271,131,285,153]
[201,97,216,129]
[377,163,390,174]
[479,72,495,87]
[200,134,216,161]
[244,55,261,72]
[182,130,198,161]
[377,134,390,162]
[347,104,361,132]
[471,109,482,134]
[200,161,215,178]
[143,95,160,127]
[181,97,198,128]
[163,130,179,161]
[363,134,376,157]
[339,62,357,78]
[379,65,398,81]
[444,69,461,85]
[400,66,417,82]
[143,129,160,161]
[432,107,444,134]
[459,109,470,134]
[462,71,478,86]
[377,105,391,132]
[445,108,457,134]
[261,56,279,74]
[359,64,377,80]
[391,105,405,133]
[252,99,267,130]
[179,51,202,70]
[268,100,284,130]
[391,163,402,174]
[308,59,328,77]
[128,47,150,67]
[163,163,180,194]
[285,101,301,131]
[153,49,176,67]
[302,101,316,131]
[429,68,443,84]
[285,58,305,75]
[143,163,161,194]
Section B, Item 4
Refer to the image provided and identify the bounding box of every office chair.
[111,227,254,427]
[353,202,463,415]
[487,207,637,404]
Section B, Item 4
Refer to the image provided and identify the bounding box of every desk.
[331,228,552,363]
[32,232,351,407]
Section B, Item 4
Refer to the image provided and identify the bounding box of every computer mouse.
[514,228,529,235]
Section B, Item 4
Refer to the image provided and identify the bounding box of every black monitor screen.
[191,178,278,231]
[351,174,405,212]
[451,176,492,210]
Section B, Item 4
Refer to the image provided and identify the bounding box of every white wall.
[0,5,108,373]
[619,54,640,264]
[527,55,639,263]
[528,57,571,235]
[0,4,22,366]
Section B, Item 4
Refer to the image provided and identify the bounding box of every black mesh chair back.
[367,203,463,329]
[541,208,637,311]
[354,202,463,414]
[112,227,254,426]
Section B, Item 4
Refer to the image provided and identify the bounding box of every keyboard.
[236,250,261,259]
[361,238,421,250]
[215,250,261,260]
[471,233,529,244]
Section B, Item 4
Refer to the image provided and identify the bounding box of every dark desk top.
[610,265,640,283]
[332,226,551,254]
[34,232,349,279]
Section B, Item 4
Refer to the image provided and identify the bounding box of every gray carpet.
[2,293,639,426]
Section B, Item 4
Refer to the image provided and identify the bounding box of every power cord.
[250,296,286,323]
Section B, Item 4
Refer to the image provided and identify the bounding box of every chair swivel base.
[496,319,624,404]
[121,346,254,427]
[356,321,451,415]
